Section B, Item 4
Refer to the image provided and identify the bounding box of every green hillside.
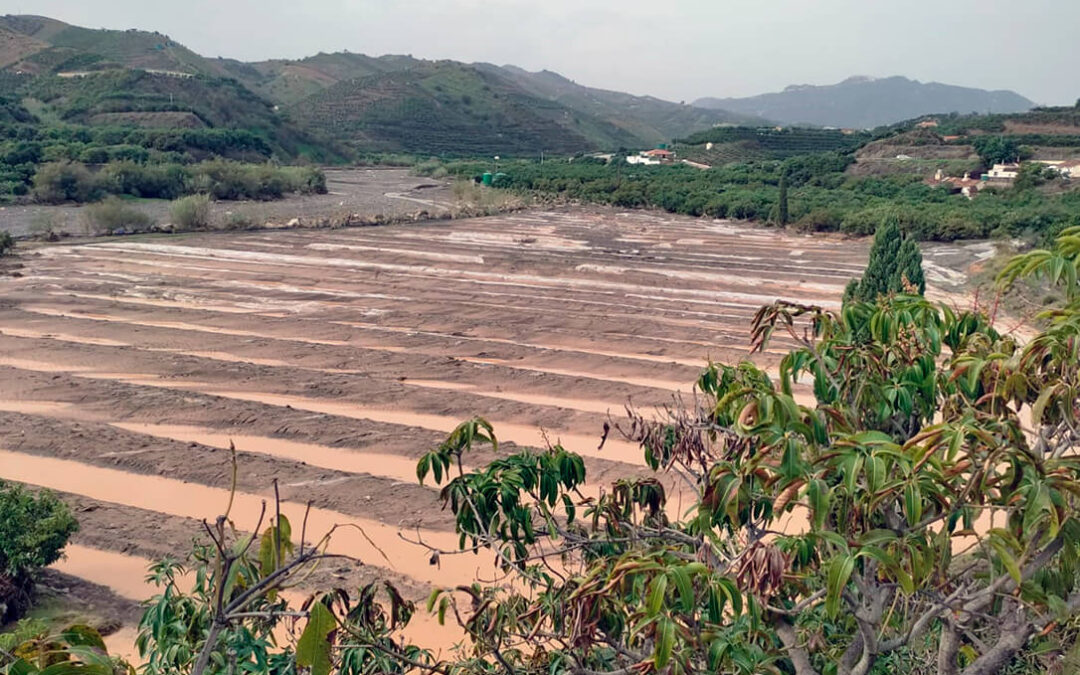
[675,126,872,166]
[0,14,225,76]
[0,13,766,160]
[484,65,766,145]
[237,53,418,105]
[291,62,640,155]
[9,69,341,161]
[848,105,1080,176]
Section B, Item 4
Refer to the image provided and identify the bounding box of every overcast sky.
[6,0,1078,105]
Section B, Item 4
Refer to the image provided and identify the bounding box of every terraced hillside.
[0,14,762,157]
[0,209,871,654]
[290,62,642,155]
[0,14,227,76]
[675,126,872,166]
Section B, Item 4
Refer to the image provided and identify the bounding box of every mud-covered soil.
[0,206,888,648]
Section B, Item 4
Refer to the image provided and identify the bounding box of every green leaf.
[808,479,830,530]
[645,574,667,617]
[437,596,449,625]
[416,453,431,484]
[60,625,106,651]
[707,639,728,670]
[296,602,336,675]
[858,529,898,547]
[904,482,922,527]
[825,554,855,618]
[5,658,34,675]
[669,566,694,614]
[706,586,723,624]
[817,531,849,552]
[716,577,743,616]
[653,617,675,669]
[426,588,443,613]
[990,539,1022,585]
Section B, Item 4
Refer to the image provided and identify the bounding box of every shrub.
[0,481,78,621]
[0,230,12,255]
[84,197,153,234]
[169,193,212,230]
[31,161,102,203]
[98,160,188,200]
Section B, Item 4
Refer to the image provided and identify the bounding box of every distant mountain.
[694,76,1034,129]
[0,13,756,156]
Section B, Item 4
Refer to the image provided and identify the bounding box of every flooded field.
[0,206,871,647]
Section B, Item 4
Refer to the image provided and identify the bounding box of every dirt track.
[0,206,871,649]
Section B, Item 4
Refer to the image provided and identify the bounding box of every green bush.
[84,197,154,233]
[28,160,327,205]
[30,161,103,203]
[0,230,12,255]
[0,481,78,622]
[169,193,212,229]
[98,160,188,200]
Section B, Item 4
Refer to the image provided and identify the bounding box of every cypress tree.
[777,173,789,225]
[894,237,926,295]
[846,216,925,303]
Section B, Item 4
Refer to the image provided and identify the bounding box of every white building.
[986,163,1020,180]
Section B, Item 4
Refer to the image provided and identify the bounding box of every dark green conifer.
[844,216,925,303]
[777,173,789,226]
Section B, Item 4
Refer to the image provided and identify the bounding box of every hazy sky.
[6,1,1079,105]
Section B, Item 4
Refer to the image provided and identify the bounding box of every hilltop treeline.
[430,153,1080,242]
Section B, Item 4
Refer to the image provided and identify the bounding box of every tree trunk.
[958,613,1032,675]
[773,616,820,675]
[936,618,961,675]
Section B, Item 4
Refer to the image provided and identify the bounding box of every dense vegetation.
[5,229,1080,675]
[429,153,1080,242]
[30,159,326,203]
[6,69,342,161]
[0,482,78,622]
[0,88,328,203]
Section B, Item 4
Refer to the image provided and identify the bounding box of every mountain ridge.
[695,75,1034,129]
[0,13,760,154]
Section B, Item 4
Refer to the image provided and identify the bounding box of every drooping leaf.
[296,601,336,675]
[825,554,855,618]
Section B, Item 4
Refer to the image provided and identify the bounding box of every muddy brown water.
[0,208,879,650]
